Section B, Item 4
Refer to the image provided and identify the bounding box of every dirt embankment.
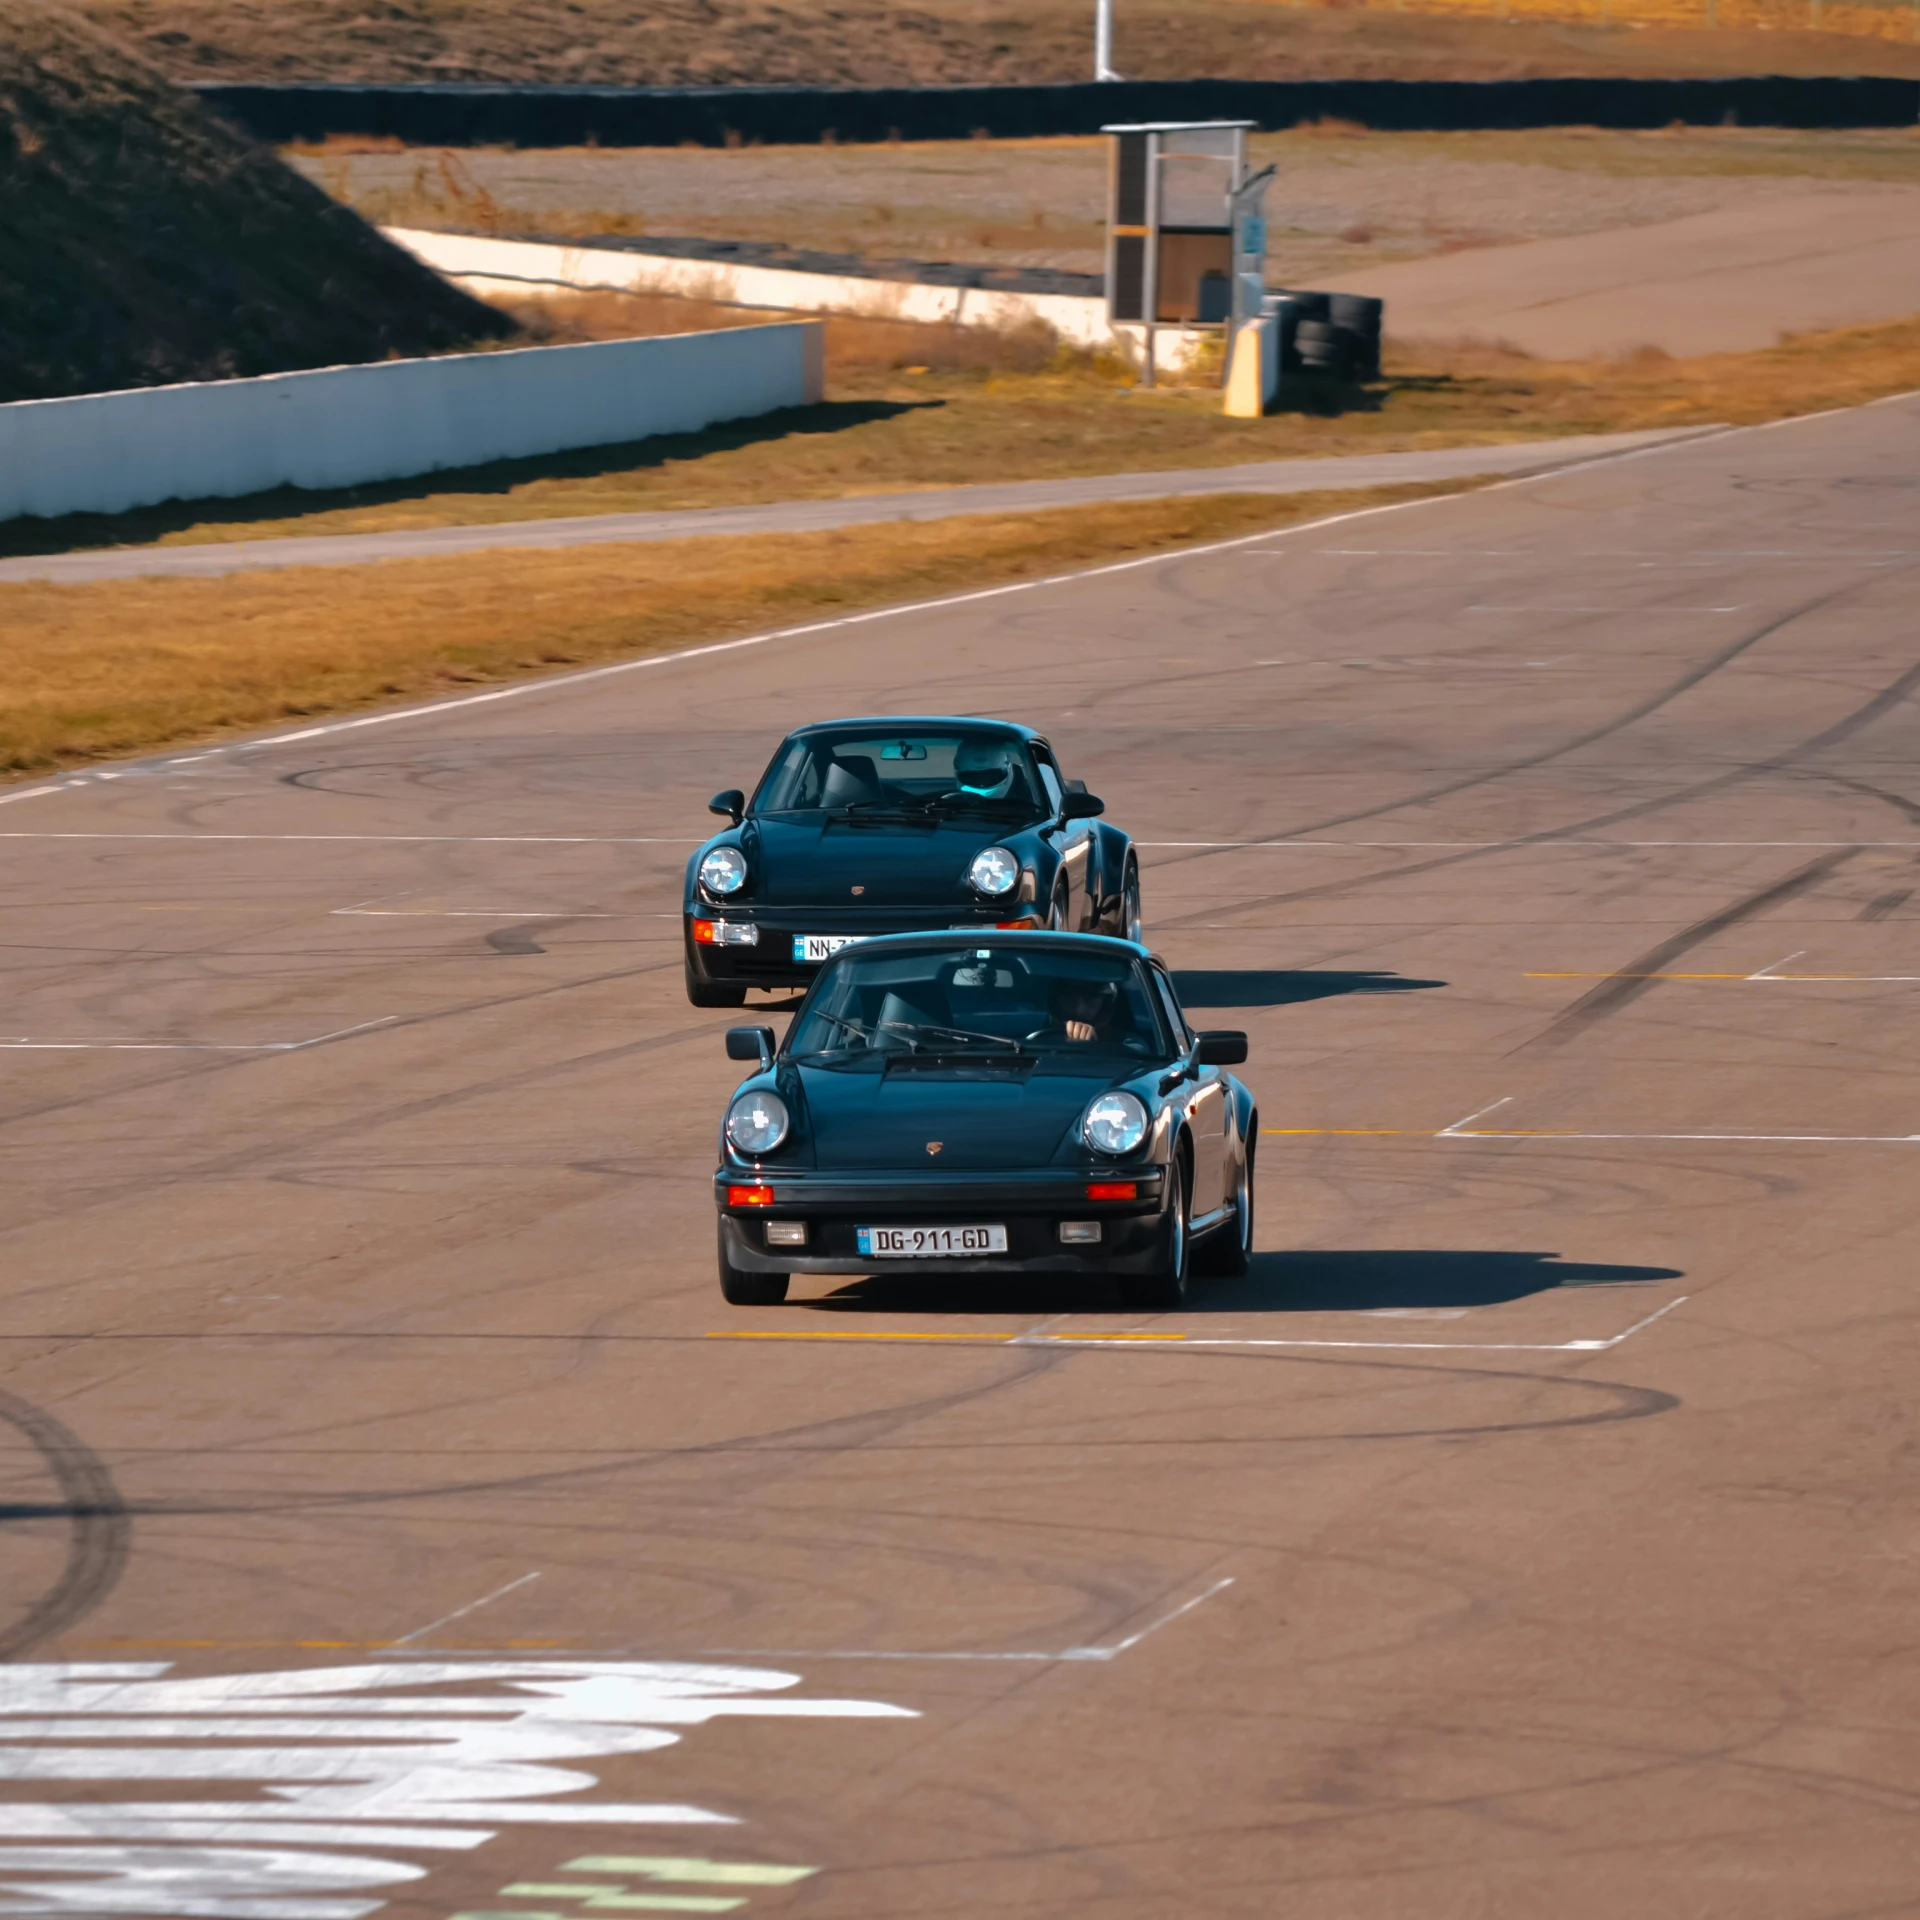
[66,0,1920,87]
[0,1,509,403]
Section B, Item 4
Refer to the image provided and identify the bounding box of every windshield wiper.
[802,1010,879,1050]
[889,1021,1029,1054]
[909,790,1035,816]
[826,799,929,822]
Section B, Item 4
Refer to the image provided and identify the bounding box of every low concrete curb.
[0,428,1716,586]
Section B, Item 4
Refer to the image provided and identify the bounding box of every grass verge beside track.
[0,483,1480,779]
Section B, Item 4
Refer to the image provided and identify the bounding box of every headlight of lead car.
[968,847,1019,897]
[727,1089,790,1155]
[700,846,747,896]
[1082,1090,1148,1156]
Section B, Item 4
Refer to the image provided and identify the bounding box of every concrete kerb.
[387,228,1216,373]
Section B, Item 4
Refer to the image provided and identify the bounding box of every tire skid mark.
[1158,651,1920,930]
[1153,576,1874,877]
[1523,847,1858,1048]
[0,1389,131,1659]
[31,1351,1676,1540]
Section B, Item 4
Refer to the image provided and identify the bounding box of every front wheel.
[1197,1131,1254,1278]
[1046,879,1070,932]
[1121,1157,1189,1311]
[718,1224,788,1305]
[1118,860,1144,944]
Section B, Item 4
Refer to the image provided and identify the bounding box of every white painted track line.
[706,1575,1235,1664]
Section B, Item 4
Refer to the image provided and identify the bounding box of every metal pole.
[1095,0,1119,81]
[1141,131,1160,388]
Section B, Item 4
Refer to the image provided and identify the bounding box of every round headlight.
[1082,1090,1149,1156]
[727,1089,790,1155]
[700,846,747,896]
[968,847,1019,897]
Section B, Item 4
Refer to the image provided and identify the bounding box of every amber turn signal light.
[728,1184,776,1207]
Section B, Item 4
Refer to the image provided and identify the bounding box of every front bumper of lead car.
[714,1165,1169,1275]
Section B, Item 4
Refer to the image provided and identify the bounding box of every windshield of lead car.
[751,731,1048,821]
[788,947,1175,1064]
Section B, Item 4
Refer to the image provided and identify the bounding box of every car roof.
[784,715,1041,743]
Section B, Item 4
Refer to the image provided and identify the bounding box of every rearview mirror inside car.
[709,789,745,823]
[726,1026,776,1065]
[1060,791,1105,820]
[1195,1030,1248,1066]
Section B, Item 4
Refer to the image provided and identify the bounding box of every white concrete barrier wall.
[0,320,825,523]
[386,227,1214,373]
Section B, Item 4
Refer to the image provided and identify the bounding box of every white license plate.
[856,1225,1008,1258]
[794,933,867,963]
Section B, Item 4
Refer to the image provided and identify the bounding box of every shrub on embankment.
[0,0,509,403]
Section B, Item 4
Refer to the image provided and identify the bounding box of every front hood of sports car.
[796,1062,1114,1169]
[745,814,1020,907]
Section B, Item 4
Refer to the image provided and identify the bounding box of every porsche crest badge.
[926,1141,944,1156]
[851,884,865,895]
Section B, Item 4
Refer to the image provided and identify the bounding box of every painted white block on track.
[0,321,823,523]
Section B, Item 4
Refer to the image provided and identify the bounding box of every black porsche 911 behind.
[683,716,1141,1006]
[712,932,1256,1309]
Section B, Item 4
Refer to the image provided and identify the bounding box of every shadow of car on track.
[802,1250,1680,1318]
[1205,1249,1683,1314]
[1172,969,1444,1008]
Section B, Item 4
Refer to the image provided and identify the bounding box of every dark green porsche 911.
[712,932,1256,1310]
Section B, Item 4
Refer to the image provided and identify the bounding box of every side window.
[1150,968,1191,1049]
[1030,744,1065,815]
[1035,758,1064,816]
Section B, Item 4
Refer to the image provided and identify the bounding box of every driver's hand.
[1066,1019,1095,1042]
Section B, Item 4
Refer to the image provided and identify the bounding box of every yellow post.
[1223,316,1269,418]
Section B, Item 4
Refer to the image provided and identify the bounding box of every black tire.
[718,1224,788,1305]
[1046,878,1071,932]
[686,955,748,1008]
[1294,319,1352,377]
[1274,288,1332,323]
[1121,1156,1190,1311]
[1197,1129,1254,1279]
[1118,860,1144,944]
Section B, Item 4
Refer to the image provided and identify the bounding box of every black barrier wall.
[203,76,1920,147]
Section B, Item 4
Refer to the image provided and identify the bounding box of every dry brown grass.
[1391,311,1920,430]
[69,0,1920,85]
[0,484,1475,778]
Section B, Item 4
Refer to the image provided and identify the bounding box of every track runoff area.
[0,392,1915,1918]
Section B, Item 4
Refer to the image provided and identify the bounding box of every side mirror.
[709,789,745,824]
[726,1026,776,1066]
[1060,791,1105,820]
[1195,1030,1248,1067]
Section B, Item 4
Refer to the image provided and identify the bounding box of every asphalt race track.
[1,392,1916,1918]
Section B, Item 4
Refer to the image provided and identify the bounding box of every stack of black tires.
[1267,290,1384,382]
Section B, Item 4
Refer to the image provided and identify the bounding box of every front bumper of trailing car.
[713,1164,1170,1275]
[686,903,1042,988]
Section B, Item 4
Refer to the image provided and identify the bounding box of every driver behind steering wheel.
[1048,976,1122,1045]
